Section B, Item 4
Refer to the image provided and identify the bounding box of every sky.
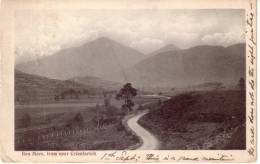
[15,9,245,64]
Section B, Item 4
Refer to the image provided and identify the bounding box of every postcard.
[0,0,256,162]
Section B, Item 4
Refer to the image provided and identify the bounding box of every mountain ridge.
[16,38,245,89]
[122,43,245,88]
[16,37,145,80]
[149,44,180,56]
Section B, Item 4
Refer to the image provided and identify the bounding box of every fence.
[15,124,115,148]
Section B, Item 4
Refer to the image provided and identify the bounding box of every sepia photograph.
[14,9,246,151]
[0,0,256,162]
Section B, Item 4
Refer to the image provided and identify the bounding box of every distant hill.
[149,44,180,56]
[70,75,122,91]
[124,43,245,88]
[15,70,105,103]
[186,82,224,90]
[16,37,145,80]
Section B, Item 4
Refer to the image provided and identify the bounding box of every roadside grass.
[138,90,246,150]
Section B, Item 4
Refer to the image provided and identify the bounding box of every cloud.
[201,32,245,46]
[164,31,199,48]
[15,9,245,63]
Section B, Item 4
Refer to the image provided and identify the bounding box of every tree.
[73,113,84,127]
[238,77,245,91]
[116,83,137,113]
[137,104,144,111]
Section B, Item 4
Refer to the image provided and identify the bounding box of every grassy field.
[15,95,159,150]
[15,104,140,150]
[138,90,246,150]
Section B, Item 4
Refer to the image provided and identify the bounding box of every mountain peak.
[163,44,180,49]
[149,44,180,56]
[91,37,120,45]
[16,36,145,80]
[84,37,124,49]
[95,36,113,42]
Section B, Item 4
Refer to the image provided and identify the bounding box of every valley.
[15,37,246,150]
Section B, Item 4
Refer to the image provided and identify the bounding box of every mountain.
[149,44,180,56]
[124,43,245,88]
[15,70,105,103]
[16,37,145,80]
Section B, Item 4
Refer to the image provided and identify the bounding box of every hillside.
[139,90,246,149]
[125,43,245,88]
[149,44,180,56]
[70,76,122,90]
[15,70,103,103]
[16,37,145,80]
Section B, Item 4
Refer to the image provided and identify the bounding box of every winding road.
[127,111,159,150]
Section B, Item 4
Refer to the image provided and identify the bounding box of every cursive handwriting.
[99,151,234,162]
[246,1,256,157]
[202,154,234,161]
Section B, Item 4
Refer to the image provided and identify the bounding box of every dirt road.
[127,111,159,150]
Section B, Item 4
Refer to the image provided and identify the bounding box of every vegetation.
[138,90,246,150]
[15,70,109,104]
[15,104,139,150]
[72,113,84,127]
[116,83,137,112]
